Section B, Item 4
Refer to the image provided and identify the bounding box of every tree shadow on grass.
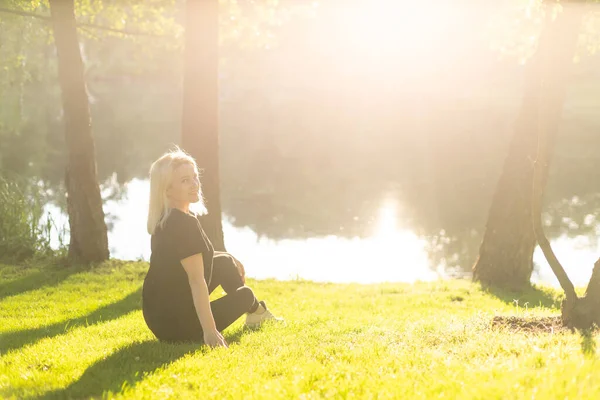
[0,265,83,302]
[482,284,562,310]
[34,329,247,400]
[0,287,142,355]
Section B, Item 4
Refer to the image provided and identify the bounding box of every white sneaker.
[245,301,284,328]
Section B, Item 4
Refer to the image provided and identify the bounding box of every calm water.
[45,179,598,288]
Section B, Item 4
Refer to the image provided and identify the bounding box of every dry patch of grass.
[492,315,568,333]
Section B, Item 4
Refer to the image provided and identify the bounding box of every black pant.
[207,253,259,332]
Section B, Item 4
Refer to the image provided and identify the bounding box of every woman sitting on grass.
[143,148,282,348]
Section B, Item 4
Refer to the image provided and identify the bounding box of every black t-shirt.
[142,208,214,337]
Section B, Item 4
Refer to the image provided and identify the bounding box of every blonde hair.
[147,146,204,235]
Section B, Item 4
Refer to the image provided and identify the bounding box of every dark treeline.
[1,1,599,275]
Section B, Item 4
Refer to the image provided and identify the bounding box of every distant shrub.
[0,174,65,263]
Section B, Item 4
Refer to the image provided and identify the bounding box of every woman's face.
[167,163,200,206]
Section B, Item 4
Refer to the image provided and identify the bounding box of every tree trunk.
[473,3,582,290]
[49,0,109,264]
[182,0,225,251]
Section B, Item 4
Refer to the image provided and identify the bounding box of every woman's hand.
[203,329,228,348]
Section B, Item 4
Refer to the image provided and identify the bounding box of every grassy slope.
[0,261,598,399]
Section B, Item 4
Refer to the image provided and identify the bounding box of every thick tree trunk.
[182,0,225,251]
[49,0,109,263]
[473,3,582,290]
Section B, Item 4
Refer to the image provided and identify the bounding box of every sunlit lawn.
[1,260,599,399]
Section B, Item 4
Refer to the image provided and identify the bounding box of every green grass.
[1,261,599,399]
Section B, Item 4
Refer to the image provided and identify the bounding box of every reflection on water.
[45,179,598,287]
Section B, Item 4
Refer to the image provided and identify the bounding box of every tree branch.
[0,6,167,38]
[531,83,578,301]
[530,2,586,303]
[532,156,577,301]
[0,6,50,20]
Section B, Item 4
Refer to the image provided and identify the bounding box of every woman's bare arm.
[180,253,227,348]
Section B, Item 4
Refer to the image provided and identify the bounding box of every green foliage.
[0,174,64,263]
[219,0,318,49]
[0,0,599,271]
[0,0,317,183]
[1,262,599,398]
[488,0,600,63]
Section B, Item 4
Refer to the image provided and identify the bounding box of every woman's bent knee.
[213,254,239,277]
[213,253,236,269]
[212,254,244,292]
